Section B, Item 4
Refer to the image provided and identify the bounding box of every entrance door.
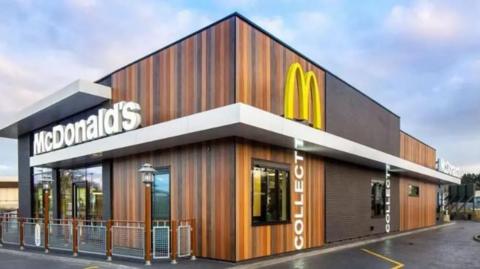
[73,182,88,219]
[152,168,170,221]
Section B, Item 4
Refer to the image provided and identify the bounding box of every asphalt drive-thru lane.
[258,221,480,269]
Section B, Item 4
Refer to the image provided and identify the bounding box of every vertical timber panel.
[235,139,324,261]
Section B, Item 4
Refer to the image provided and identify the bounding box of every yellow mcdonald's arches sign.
[283,62,322,129]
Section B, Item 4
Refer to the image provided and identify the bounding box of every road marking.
[361,248,404,269]
[84,266,98,269]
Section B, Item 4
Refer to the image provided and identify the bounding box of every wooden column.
[106,219,112,261]
[145,183,152,265]
[171,220,177,264]
[43,189,49,253]
[190,219,196,260]
[72,219,78,256]
[19,217,24,250]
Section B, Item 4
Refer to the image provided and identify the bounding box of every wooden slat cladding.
[235,138,324,261]
[112,139,235,261]
[235,18,326,130]
[400,131,436,168]
[110,17,235,127]
[399,177,437,231]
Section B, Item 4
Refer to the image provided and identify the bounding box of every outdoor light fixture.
[42,173,53,190]
[139,163,156,186]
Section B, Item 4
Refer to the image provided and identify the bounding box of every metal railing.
[77,220,107,255]
[177,220,192,258]
[23,218,44,248]
[111,221,145,260]
[1,216,20,245]
[48,219,73,251]
[0,215,195,264]
[153,220,170,259]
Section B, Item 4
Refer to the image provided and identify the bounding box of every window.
[32,168,53,219]
[252,161,290,225]
[371,179,385,217]
[152,168,170,220]
[408,185,419,197]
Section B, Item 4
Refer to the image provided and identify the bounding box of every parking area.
[250,221,480,269]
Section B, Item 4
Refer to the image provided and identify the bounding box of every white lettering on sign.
[436,158,463,178]
[385,164,391,233]
[293,138,305,250]
[33,101,141,155]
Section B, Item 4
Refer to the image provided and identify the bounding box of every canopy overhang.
[29,103,460,185]
[0,80,111,138]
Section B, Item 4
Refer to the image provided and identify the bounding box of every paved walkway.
[0,221,478,268]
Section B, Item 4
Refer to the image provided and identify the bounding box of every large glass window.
[32,168,53,219]
[371,179,385,217]
[152,168,170,220]
[58,165,103,220]
[252,162,290,225]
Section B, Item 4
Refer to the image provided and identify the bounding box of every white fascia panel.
[30,103,460,185]
[0,80,111,138]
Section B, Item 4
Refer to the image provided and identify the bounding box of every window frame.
[251,159,291,226]
[371,178,386,218]
[408,185,420,197]
[151,166,171,221]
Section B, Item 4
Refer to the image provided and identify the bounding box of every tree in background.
[461,173,480,189]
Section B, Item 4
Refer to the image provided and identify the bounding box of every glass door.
[73,182,88,220]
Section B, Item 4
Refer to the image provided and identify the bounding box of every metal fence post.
[190,219,196,260]
[43,189,50,254]
[106,220,112,261]
[72,219,78,256]
[171,220,177,264]
[19,217,24,250]
[0,214,3,247]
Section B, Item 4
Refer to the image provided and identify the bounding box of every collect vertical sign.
[293,138,305,250]
[385,164,391,233]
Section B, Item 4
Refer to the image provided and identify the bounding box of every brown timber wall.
[400,131,436,169]
[108,17,235,127]
[235,18,326,130]
[399,177,437,231]
[235,139,324,261]
[112,139,236,261]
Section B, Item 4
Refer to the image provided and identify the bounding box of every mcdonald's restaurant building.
[0,13,460,262]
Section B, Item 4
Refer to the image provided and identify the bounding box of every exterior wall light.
[139,163,156,186]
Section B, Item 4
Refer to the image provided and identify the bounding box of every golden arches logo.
[283,62,322,129]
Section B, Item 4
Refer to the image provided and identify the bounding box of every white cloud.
[385,1,464,42]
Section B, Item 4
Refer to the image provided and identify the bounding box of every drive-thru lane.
[238,221,480,269]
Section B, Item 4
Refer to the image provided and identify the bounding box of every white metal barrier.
[177,222,192,258]
[1,218,20,245]
[111,222,144,260]
[48,220,73,251]
[77,222,106,255]
[153,221,170,259]
[23,219,44,248]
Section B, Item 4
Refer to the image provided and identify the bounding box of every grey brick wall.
[325,159,399,243]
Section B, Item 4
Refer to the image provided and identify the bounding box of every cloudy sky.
[0,0,479,177]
